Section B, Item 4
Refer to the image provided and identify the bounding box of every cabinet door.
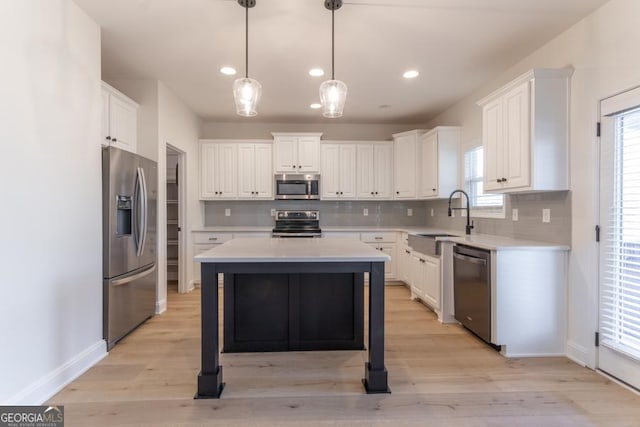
[108,94,137,153]
[274,136,298,172]
[422,255,441,309]
[502,81,531,190]
[200,143,218,199]
[356,144,375,198]
[420,133,438,198]
[394,134,417,198]
[374,143,394,199]
[379,244,396,280]
[483,98,503,192]
[237,144,256,198]
[298,136,321,172]
[217,143,238,198]
[339,145,357,199]
[321,144,341,199]
[409,253,424,297]
[254,144,273,198]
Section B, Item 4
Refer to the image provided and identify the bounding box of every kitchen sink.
[407,233,456,256]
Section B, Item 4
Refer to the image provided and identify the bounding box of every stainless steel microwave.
[274,174,320,200]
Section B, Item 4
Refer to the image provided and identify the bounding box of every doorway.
[166,144,187,294]
[598,85,640,391]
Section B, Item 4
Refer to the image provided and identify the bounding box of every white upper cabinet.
[419,127,460,199]
[477,68,573,193]
[238,143,273,199]
[392,130,426,199]
[101,82,138,153]
[356,143,393,199]
[272,133,322,173]
[320,143,356,199]
[200,141,238,199]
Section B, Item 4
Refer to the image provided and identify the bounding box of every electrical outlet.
[512,208,519,221]
[363,208,368,216]
[270,208,276,217]
[225,208,231,217]
[430,208,434,217]
[542,208,551,223]
[407,208,413,217]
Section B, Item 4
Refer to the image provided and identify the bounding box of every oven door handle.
[453,252,487,265]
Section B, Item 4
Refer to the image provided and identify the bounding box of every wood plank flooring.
[49,285,640,426]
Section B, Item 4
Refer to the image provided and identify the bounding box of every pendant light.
[233,0,261,117]
[319,0,347,118]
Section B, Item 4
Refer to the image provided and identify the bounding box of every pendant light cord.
[245,4,249,79]
[331,8,335,80]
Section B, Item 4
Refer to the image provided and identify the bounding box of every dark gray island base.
[223,271,364,352]
[194,238,391,399]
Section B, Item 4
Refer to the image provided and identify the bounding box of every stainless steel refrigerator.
[102,146,157,350]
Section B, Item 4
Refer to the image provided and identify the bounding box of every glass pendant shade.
[319,79,347,118]
[233,77,261,117]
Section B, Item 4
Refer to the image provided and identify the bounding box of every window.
[601,106,640,359]
[463,146,504,218]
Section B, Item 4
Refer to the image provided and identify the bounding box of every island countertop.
[195,237,392,263]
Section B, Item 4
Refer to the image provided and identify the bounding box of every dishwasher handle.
[453,252,487,265]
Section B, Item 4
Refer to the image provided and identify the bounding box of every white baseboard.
[566,340,590,367]
[155,298,167,314]
[7,340,107,405]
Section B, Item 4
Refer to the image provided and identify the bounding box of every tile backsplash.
[203,191,571,245]
[204,200,428,227]
[424,190,571,245]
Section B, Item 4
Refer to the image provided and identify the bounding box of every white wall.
[0,0,105,403]
[202,121,425,140]
[426,0,640,368]
[158,82,202,297]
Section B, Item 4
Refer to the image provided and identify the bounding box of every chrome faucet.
[447,189,474,235]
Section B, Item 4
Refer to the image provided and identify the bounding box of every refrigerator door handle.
[138,166,148,257]
[111,264,156,287]
[132,168,141,255]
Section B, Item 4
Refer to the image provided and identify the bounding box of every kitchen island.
[194,237,391,398]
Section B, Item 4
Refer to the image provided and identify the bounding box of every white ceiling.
[74,0,609,124]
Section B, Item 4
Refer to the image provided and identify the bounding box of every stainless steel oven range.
[272,210,322,238]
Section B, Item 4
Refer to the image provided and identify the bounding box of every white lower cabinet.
[409,250,441,311]
[360,232,397,281]
[193,232,233,285]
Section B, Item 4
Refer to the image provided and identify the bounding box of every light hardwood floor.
[50,285,640,426]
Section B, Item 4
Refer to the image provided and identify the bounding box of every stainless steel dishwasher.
[453,245,491,343]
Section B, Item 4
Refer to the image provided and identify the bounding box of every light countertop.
[195,237,392,263]
[191,226,569,251]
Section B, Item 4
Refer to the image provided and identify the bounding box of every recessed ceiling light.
[220,66,237,76]
[403,70,419,79]
[310,103,322,109]
[309,68,325,77]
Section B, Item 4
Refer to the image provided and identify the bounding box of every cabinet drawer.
[361,232,396,243]
[194,232,233,244]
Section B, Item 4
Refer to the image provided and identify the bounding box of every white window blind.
[464,146,504,211]
[601,106,640,359]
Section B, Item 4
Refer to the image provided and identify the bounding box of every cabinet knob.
[371,192,374,195]
[496,179,501,183]
[340,191,343,195]
[396,191,400,195]
[298,165,302,169]
[432,188,436,192]
[112,138,117,142]
[336,191,339,195]
[208,237,218,241]
[502,178,507,182]
[375,191,378,195]
[105,136,111,140]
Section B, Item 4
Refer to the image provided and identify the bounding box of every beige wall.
[425,0,640,368]
[0,0,103,403]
